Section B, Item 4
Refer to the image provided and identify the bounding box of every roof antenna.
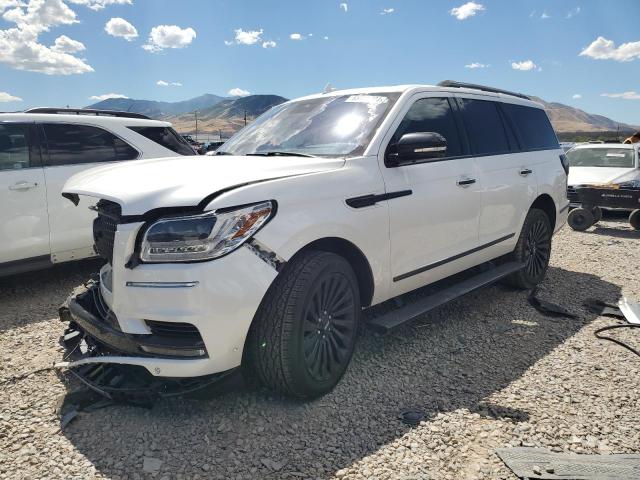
[322,82,336,94]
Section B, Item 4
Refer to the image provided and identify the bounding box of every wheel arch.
[530,193,556,229]
[288,237,375,308]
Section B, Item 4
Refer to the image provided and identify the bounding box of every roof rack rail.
[24,108,151,120]
[437,80,530,100]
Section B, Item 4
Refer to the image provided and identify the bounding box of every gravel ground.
[1,214,639,480]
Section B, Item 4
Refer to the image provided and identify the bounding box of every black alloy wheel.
[245,250,360,398]
[523,216,551,280]
[504,208,552,289]
[302,270,357,383]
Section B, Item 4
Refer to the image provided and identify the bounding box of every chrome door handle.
[519,168,533,176]
[456,178,476,187]
[9,181,38,191]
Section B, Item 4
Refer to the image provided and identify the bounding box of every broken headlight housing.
[140,201,274,263]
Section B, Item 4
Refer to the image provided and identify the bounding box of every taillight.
[559,154,569,175]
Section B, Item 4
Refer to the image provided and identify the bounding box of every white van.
[0,108,195,276]
[60,82,569,398]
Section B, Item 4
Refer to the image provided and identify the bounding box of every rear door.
[379,95,483,296]
[40,123,140,263]
[0,122,50,268]
[455,96,537,250]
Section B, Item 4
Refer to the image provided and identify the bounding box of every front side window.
[567,148,635,168]
[43,123,139,166]
[128,126,196,156]
[0,123,31,171]
[458,99,510,156]
[218,93,400,158]
[390,97,463,158]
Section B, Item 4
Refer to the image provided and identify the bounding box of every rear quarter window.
[501,103,559,151]
[128,126,196,156]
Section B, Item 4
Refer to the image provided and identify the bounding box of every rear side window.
[0,123,31,171]
[501,103,559,151]
[43,124,139,166]
[458,99,510,156]
[392,97,463,158]
[128,126,196,156]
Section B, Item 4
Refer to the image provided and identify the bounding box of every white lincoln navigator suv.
[59,82,569,398]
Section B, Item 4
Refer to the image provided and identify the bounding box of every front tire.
[245,251,360,399]
[505,208,552,290]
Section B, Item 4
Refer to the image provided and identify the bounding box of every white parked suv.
[0,108,195,276]
[59,82,569,398]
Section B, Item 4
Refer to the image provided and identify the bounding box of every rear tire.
[629,209,640,230]
[504,208,552,290]
[244,251,360,399]
[591,206,603,224]
[568,207,594,231]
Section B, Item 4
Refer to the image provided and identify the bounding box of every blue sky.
[1,0,639,125]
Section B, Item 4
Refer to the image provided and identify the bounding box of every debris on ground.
[496,447,640,479]
[528,287,578,319]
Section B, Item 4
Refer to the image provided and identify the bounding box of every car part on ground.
[592,297,640,359]
[527,287,577,319]
[496,447,640,480]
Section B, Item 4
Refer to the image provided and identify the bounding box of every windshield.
[567,148,636,168]
[218,93,400,157]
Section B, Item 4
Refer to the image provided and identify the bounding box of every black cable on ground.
[594,323,640,358]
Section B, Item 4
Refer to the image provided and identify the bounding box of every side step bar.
[366,262,525,334]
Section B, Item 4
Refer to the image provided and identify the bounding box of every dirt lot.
[1,214,639,480]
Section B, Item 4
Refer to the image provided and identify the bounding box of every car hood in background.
[63,155,345,216]
[568,166,637,186]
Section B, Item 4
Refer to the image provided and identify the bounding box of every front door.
[379,95,483,297]
[0,123,50,266]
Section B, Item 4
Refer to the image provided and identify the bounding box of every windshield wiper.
[214,151,233,155]
[246,151,315,158]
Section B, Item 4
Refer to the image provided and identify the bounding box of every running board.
[366,261,525,333]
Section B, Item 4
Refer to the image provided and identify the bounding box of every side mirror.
[387,132,447,166]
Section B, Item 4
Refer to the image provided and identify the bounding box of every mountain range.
[87,92,637,138]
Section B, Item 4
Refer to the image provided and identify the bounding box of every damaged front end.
[57,280,234,401]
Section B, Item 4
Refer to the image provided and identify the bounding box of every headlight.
[140,201,274,263]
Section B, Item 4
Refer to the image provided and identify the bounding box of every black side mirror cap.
[387,132,447,166]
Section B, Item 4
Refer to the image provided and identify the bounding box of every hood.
[568,166,637,187]
[63,155,345,215]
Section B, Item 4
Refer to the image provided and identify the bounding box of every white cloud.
[143,24,196,52]
[572,94,582,99]
[380,8,394,15]
[323,36,329,40]
[0,91,22,102]
[89,93,128,101]
[0,0,94,75]
[601,91,640,100]
[339,2,347,12]
[157,80,181,87]
[227,28,263,46]
[566,6,580,19]
[511,60,537,71]
[51,34,85,53]
[290,33,304,40]
[450,1,485,20]
[465,62,489,69]
[540,11,550,19]
[580,36,640,62]
[68,0,131,11]
[105,17,137,41]
[228,87,250,97]
[262,40,276,48]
